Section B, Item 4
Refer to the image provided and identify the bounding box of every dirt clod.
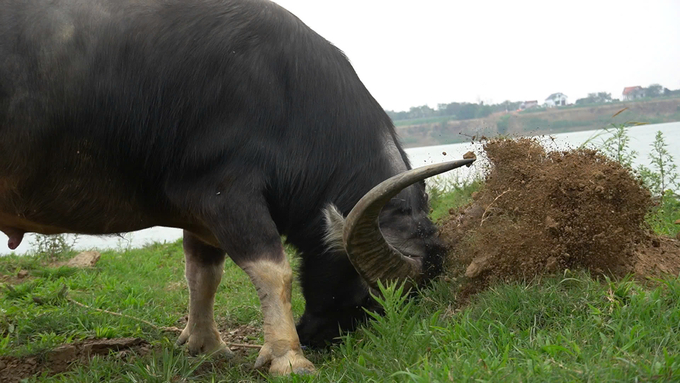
[67,251,101,268]
[81,337,145,356]
[440,138,679,298]
[48,344,77,364]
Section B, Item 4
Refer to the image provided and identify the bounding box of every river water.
[2,122,678,255]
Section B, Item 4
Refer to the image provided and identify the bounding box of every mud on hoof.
[176,324,234,359]
[253,343,316,376]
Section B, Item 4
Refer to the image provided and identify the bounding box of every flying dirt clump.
[440,137,656,288]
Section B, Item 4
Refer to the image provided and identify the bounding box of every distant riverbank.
[396,97,680,148]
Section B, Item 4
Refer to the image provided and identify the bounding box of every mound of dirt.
[0,338,149,383]
[440,138,680,296]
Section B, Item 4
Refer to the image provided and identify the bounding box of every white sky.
[271,0,680,112]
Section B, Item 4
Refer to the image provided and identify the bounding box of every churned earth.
[439,138,680,301]
[0,338,150,383]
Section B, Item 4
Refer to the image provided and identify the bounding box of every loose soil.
[0,338,149,383]
[0,270,30,286]
[439,137,680,302]
[0,322,263,382]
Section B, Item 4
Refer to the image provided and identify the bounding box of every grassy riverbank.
[1,184,678,382]
[2,234,680,382]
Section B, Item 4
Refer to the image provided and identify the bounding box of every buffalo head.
[296,159,474,347]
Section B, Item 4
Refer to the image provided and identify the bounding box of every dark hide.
[0,0,446,347]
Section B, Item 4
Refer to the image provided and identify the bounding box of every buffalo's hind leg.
[176,231,232,358]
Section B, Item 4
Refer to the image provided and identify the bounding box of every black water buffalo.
[0,0,473,375]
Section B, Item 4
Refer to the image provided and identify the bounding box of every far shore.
[395,97,680,148]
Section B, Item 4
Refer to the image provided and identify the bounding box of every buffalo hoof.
[253,344,316,376]
[176,324,234,359]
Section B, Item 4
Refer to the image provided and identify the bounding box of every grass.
[647,192,680,238]
[318,274,680,382]
[392,116,457,127]
[1,180,678,381]
[1,242,679,382]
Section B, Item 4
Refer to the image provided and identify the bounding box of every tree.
[408,105,435,119]
[458,103,478,120]
[475,104,493,119]
[388,99,522,122]
[645,84,663,98]
[437,102,462,118]
[596,92,612,102]
[575,92,611,105]
[496,115,511,135]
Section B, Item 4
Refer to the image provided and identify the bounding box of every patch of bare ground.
[0,338,149,383]
[0,270,31,286]
[221,324,261,354]
[440,138,680,303]
[634,236,680,278]
[176,315,262,357]
[0,318,264,382]
[0,251,100,287]
[47,251,101,269]
[178,317,263,376]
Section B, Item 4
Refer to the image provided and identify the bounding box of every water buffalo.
[0,0,473,375]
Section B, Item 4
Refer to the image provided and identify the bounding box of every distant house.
[519,100,539,110]
[544,93,568,107]
[622,86,646,100]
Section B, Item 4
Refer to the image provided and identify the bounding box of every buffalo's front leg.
[176,231,232,358]
[243,256,315,375]
[178,181,315,375]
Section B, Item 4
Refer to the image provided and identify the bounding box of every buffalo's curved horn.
[343,158,475,289]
